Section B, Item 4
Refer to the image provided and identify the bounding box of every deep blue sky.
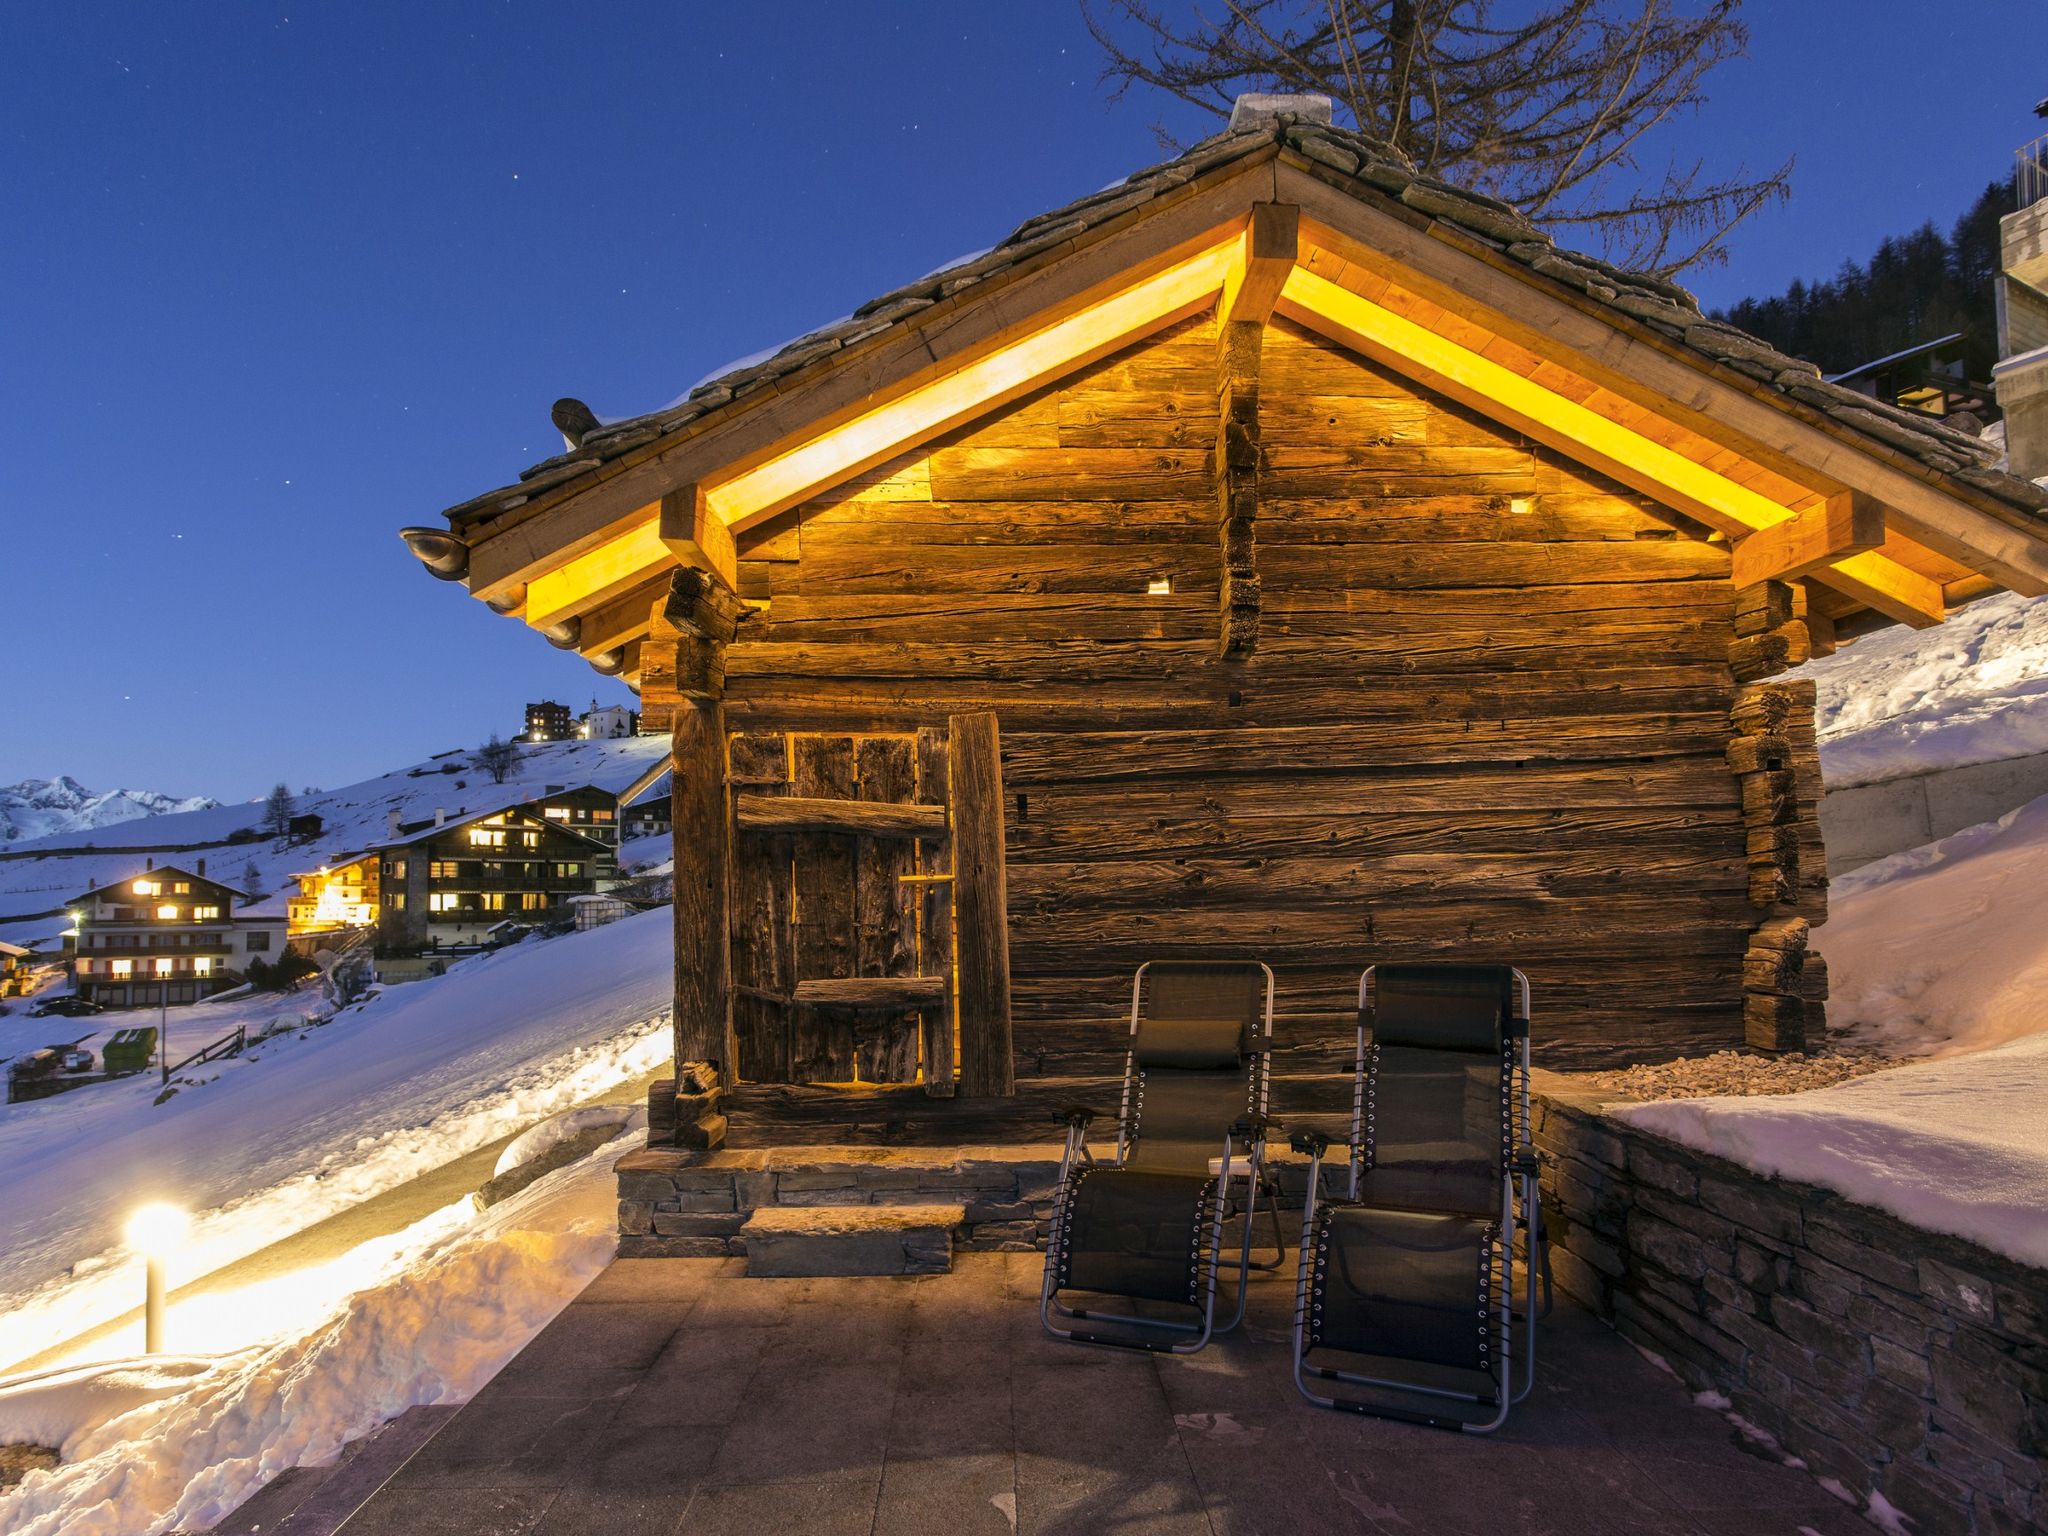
[4,3,2042,804]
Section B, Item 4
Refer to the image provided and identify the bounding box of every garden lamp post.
[125,1203,188,1353]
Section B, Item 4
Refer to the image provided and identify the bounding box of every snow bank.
[0,906,672,1372]
[491,1103,637,1180]
[1813,793,2048,1058]
[1619,1031,2048,1269]
[0,1139,624,1536]
[1619,786,2048,1271]
[1810,590,2048,788]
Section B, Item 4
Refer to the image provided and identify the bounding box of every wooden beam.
[525,519,669,630]
[734,794,949,839]
[671,698,735,1084]
[1730,492,1885,588]
[659,484,738,587]
[1278,166,2048,597]
[1219,202,1298,329]
[947,711,1013,1097]
[1817,549,1946,629]
[792,976,949,1010]
[576,574,672,658]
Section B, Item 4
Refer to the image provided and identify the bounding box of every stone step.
[740,1202,965,1277]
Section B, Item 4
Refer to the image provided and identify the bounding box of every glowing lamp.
[127,1202,188,1353]
[1146,577,1174,596]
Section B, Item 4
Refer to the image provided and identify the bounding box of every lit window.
[76,958,91,974]
[554,862,583,879]
[194,957,213,976]
[544,807,570,821]
[173,881,191,894]
[192,905,220,920]
[154,958,174,976]
[387,860,406,880]
[469,829,505,848]
[521,832,539,848]
[480,893,504,911]
[111,959,133,977]
[521,893,546,911]
[429,893,458,912]
[157,905,180,921]
[132,879,160,896]
[591,809,614,823]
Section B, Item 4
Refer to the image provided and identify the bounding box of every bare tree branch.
[1082,0,1789,275]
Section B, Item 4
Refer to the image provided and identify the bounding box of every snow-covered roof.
[69,863,251,907]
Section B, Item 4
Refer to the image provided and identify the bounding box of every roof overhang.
[428,145,2048,682]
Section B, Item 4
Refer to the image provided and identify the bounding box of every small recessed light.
[1146,577,1174,595]
[1509,497,1534,515]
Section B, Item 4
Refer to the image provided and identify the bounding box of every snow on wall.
[1808,590,2048,790]
[0,905,673,1373]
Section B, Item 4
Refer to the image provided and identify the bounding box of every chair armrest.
[1051,1104,1096,1129]
[1290,1129,1333,1159]
[1228,1112,1277,1148]
[1506,1015,1531,1040]
[1514,1150,1541,1178]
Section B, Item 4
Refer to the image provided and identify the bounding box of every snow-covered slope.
[0,778,218,847]
[0,735,670,947]
[0,905,672,1372]
[1808,590,2048,789]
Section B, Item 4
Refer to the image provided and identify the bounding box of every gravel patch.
[1,1443,60,1489]
[1574,1049,1900,1103]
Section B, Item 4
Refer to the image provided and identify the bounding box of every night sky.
[5,2,2042,804]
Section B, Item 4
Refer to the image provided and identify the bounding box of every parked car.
[29,996,103,1018]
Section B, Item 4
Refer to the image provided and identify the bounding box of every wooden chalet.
[405,97,2048,1151]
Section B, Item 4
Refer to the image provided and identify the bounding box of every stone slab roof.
[441,114,2048,534]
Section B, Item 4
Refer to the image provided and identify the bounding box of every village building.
[289,798,617,955]
[69,862,286,1008]
[0,939,34,998]
[580,701,641,738]
[520,699,575,742]
[404,97,2048,1159]
[1996,121,2048,478]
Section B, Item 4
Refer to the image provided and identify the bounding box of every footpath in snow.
[0,906,673,1373]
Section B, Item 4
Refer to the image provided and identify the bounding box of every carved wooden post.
[1215,203,1296,657]
[947,710,1013,1097]
[650,566,746,1145]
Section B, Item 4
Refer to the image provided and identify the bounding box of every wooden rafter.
[1729,492,1885,588]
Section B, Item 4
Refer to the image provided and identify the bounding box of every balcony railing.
[2021,133,2048,210]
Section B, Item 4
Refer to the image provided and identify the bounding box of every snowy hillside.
[0,735,670,948]
[0,905,673,1374]
[0,778,218,847]
[1806,589,2048,788]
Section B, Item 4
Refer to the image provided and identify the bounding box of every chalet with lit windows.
[70,862,286,1008]
[404,95,2048,1154]
[0,940,34,998]
[291,801,617,956]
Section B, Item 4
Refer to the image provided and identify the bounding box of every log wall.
[720,313,1758,1134]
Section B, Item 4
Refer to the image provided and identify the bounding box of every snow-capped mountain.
[0,777,219,845]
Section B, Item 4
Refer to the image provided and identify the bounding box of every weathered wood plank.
[853,735,921,1083]
[914,727,956,1097]
[728,732,792,1084]
[671,700,735,1079]
[789,736,858,1083]
[734,793,948,838]
[948,711,1014,1097]
[794,976,946,1010]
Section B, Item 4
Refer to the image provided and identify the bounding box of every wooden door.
[727,727,957,1090]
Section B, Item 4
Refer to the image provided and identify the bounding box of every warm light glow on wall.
[306,871,374,930]
[704,238,1242,531]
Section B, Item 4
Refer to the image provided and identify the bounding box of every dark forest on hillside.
[1714,181,2009,385]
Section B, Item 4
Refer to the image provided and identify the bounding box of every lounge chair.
[1041,960,1282,1352]
[1291,963,1547,1430]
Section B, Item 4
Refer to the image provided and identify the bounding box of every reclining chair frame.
[1042,959,1282,1353]
[1292,964,1543,1431]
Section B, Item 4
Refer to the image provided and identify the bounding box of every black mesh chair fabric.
[1360,1045,1509,1216]
[1052,961,1268,1313]
[1309,1205,1497,1375]
[1371,964,1514,1051]
[1059,1168,1212,1304]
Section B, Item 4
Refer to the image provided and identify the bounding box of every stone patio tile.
[497,1303,689,1375]
[558,1418,721,1496]
[607,1326,773,1428]
[1622,1436,1861,1513]
[387,1395,621,1492]
[334,1486,559,1535]
[892,1334,1019,1397]
[528,1487,695,1536]
[1689,1501,1872,1533]
[677,1475,882,1535]
[702,1362,898,1486]
[1013,1445,1214,1536]
[575,1257,738,1304]
[887,1387,1015,1458]
[875,1451,1018,1535]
